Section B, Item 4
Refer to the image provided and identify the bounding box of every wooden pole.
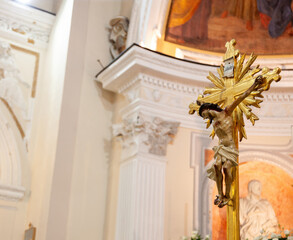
[226,79,240,240]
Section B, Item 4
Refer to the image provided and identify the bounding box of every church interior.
[0,0,292,239]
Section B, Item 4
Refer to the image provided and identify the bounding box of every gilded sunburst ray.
[189,39,281,141]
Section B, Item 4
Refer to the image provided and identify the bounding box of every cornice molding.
[179,48,293,69]
[0,0,55,48]
[97,45,293,92]
[122,73,293,101]
[97,45,293,136]
[97,44,216,92]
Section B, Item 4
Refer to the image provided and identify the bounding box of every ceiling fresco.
[165,0,293,55]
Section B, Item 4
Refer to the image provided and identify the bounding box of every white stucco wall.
[65,0,119,239]
[27,0,73,239]
[28,0,130,239]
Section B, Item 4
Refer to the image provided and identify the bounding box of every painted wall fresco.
[211,161,293,240]
[165,0,293,55]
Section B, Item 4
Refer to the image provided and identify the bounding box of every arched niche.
[0,100,27,201]
[201,151,293,239]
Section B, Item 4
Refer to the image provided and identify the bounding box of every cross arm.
[226,75,263,115]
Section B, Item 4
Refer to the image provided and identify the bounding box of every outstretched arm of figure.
[226,76,263,115]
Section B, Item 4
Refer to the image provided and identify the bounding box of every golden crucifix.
[189,39,281,240]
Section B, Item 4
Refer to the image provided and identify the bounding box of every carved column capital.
[143,116,179,156]
[113,113,180,159]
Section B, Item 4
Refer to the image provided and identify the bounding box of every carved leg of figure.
[218,160,233,208]
[214,158,223,205]
[223,160,233,198]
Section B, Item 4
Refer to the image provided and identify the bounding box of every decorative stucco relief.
[108,16,129,59]
[0,1,54,48]
[0,40,35,140]
[1,17,46,40]
[0,40,30,201]
[0,41,29,116]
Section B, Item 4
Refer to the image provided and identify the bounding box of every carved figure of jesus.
[198,76,263,208]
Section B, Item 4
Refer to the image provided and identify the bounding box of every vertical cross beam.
[225,78,240,240]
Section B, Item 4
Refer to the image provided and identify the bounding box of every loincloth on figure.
[207,144,239,181]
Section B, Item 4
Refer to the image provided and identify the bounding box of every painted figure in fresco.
[240,180,278,240]
[167,0,293,48]
[220,0,293,35]
[257,0,293,38]
[167,0,211,42]
[222,0,259,31]
[197,77,264,208]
